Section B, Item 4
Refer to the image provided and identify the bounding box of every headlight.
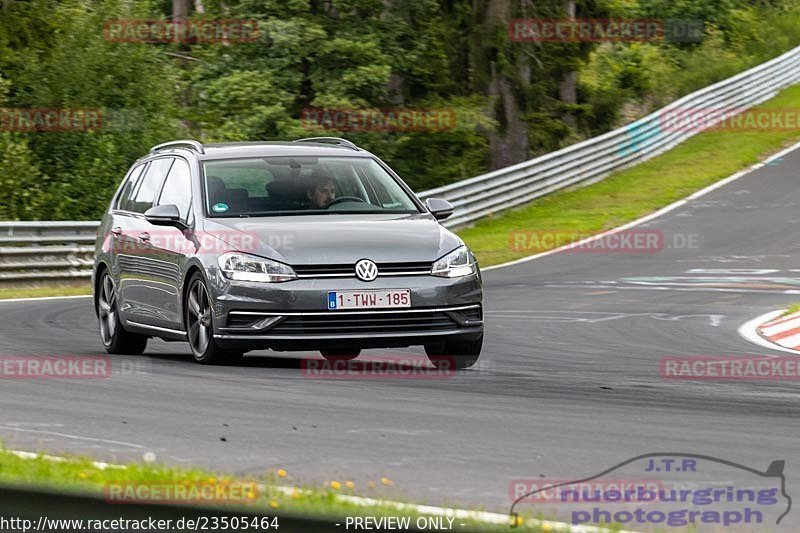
[217,252,297,283]
[431,245,476,278]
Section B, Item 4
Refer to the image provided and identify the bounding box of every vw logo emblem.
[355,259,378,282]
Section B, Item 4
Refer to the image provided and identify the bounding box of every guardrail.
[418,44,800,227]
[2,45,800,282]
[0,221,98,283]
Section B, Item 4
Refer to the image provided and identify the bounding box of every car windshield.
[202,156,421,217]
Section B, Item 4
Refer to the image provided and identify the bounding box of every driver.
[306,174,336,209]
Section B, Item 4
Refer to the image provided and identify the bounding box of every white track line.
[0,294,91,304]
[4,448,636,532]
[0,426,145,450]
[484,139,800,272]
[8,449,120,470]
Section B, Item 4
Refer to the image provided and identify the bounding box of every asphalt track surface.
[1,145,799,529]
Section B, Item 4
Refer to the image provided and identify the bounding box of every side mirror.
[144,204,184,228]
[425,198,454,220]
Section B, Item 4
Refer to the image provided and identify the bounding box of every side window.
[157,158,192,220]
[115,163,147,211]
[129,158,174,213]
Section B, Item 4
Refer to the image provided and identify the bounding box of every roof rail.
[293,137,360,151]
[150,140,205,154]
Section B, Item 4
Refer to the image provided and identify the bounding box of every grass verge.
[784,303,800,316]
[458,84,800,266]
[0,283,91,300]
[0,449,556,531]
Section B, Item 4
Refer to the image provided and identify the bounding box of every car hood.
[202,213,463,265]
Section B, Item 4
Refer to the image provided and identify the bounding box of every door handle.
[111,227,122,236]
[138,232,150,242]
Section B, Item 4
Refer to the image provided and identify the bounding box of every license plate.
[328,289,411,310]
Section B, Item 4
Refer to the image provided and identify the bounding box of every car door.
[143,156,194,330]
[106,162,148,289]
[116,157,175,326]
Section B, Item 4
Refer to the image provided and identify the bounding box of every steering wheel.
[326,196,367,207]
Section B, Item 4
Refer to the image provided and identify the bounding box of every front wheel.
[425,334,483,370]
[185,273,242,365]
[96,271,148,355]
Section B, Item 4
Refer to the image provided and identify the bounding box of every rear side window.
[115,163,147,211]
[157,158,192,220]
[128,158,174,213]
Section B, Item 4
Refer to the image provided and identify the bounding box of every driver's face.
[308,181,336,208]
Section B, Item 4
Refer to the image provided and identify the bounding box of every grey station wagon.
[93,138,484,368]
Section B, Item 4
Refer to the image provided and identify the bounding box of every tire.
[425,334,483,370]
[96,270,148,355]
[320,349,361,362]
[185,272,242,365]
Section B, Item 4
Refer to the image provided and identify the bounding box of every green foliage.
[0,0,183,219]
[459,83,800,266]
[0,0,799,220]
[579,1,800,133]
[0,133,45,219]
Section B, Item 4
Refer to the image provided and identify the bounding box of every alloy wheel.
[187,279,212,355]
[97,274,117,346]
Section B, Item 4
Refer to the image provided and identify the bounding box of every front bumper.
[208,269,483,350]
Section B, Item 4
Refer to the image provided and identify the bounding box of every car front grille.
[271,311,456,334]
[224,305,482,336]
[226,314,261,328]
[292,262,432,278]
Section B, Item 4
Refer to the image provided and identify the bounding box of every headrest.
[206,176,226,195]
[266,179,306,199]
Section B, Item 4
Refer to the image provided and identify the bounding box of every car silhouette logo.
[355,259,379,281]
